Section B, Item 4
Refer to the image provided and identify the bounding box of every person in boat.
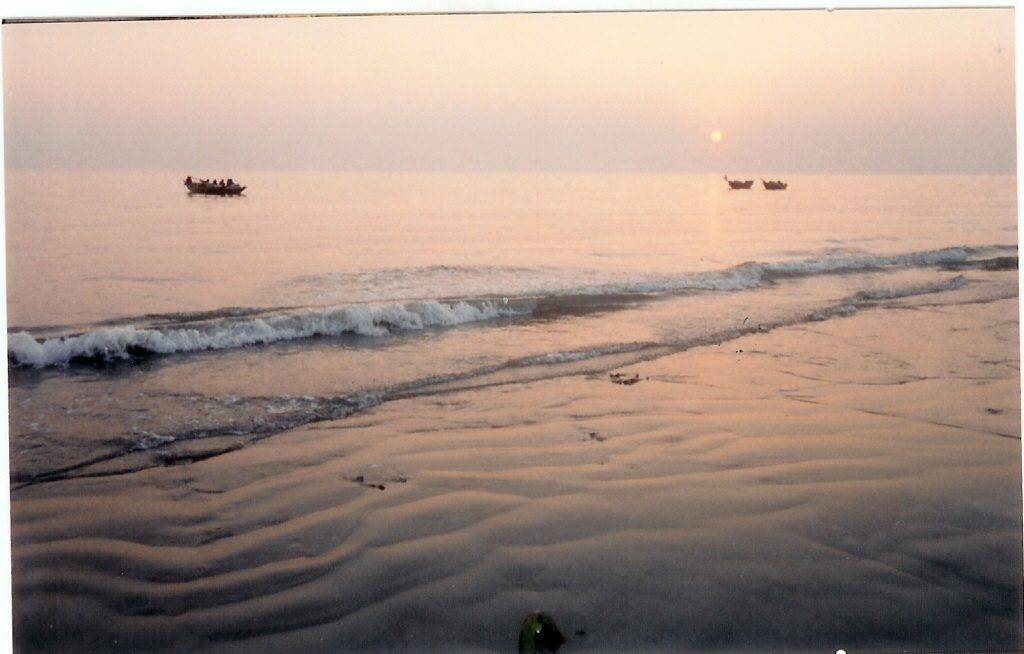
[185,175,192,184]
[227,178,233,186]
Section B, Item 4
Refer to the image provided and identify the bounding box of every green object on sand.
[518,611,567,653]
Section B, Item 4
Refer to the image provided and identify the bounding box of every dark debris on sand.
[347,474,409,491]
[609,372,643,385]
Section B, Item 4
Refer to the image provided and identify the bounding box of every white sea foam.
[9,300,520,368]
[851,274,967,303]
[135,432,176,450]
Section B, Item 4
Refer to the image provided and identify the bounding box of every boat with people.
[184,176,246,196]
[761,178,787,190]
[723,175,754,190]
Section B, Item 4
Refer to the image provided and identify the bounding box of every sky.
[1,8,1016,173]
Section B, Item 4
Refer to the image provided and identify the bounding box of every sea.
[5,170,1018,484]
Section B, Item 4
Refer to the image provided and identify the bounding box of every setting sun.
[710,130,723,143]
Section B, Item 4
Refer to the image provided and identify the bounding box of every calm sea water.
[6,170,1016,329]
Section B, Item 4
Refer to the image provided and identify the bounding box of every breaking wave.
[9,300,521,368]
[8,245,1014,369]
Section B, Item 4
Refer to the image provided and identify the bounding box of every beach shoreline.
[10,291,1021,653]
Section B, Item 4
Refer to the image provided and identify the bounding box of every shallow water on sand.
[5,171,1021,651]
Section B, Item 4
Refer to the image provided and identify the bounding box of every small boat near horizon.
[724,175,754,190]
[762,178,788,190]
[184,176,246,196]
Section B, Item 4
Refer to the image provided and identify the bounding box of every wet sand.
[11,296,1022,653]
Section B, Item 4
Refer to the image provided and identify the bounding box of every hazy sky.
[2,9,1016,172]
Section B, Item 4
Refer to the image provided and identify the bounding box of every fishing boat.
[724,175,754,190]
[761,178,787,190]
[184,176,246,196]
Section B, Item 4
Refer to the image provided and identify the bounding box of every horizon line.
[3,166,1019,175]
